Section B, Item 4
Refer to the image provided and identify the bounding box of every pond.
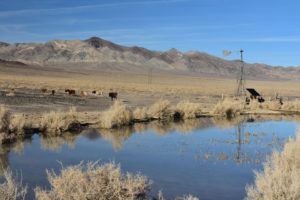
[1,115,299,200]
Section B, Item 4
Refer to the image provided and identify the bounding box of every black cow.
[109,92,118,101]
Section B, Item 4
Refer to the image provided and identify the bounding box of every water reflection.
[0,138,32,177]
[0,115,295,173]
[39,132,81,152]
[0,115,298,200]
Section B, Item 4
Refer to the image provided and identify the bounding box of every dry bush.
[133,107,149,122]
[99,101,133,129]
[261,100,282,110]
[34,161,151,200]
[0,170,27,200]
[281,101,300,111]
[9,114,26,134]
[248,101,263,110]
[173,101,202,119]
[40,107,79,133]
[212,98,244,118]
[245,132,300,200]
[147,100,172,120]
[0,105,11,133]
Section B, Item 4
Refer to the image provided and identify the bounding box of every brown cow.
[41,88,47,94]
[109,92,118,101]
[51,90,55,96]
[65,89,76,95]
[81,91,88,97]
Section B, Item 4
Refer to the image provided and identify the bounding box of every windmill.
[223,49,246,98]
[236,49,245,97]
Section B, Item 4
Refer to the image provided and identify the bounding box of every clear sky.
[0,0,300,67]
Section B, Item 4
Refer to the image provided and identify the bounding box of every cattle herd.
[40,88,117,100]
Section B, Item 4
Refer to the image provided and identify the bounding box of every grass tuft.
[0,105,11,133]
[40,107,79,133]
[212,98,244,119]
[245,132,300,200]
[34,161,151,200]
[133,107,149,122]
[173,101,202,119]
[147,100,171,120]
[0,170,27,200]
[99,101,133,128]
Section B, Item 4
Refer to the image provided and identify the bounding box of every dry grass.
[260,100,282,110]
[0,170,27,200]
[212,98,244,118]
[0,105,11,133]
[248,100,300,111]
[133,107,149,122]
[147,100,172,120]
[173,101,202,119]
[281,101,300,111]
[99,101,133,129]
[245,132,300,200]
[40,107,79,133]
[247,101,264,110]
[0,105,32,144]
[9,114,26,134]
[34,161,151,200]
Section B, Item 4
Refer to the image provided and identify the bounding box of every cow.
[81,91,88,97]
[92,90,103,96]
[51,90,55,96]
[109,92,118,101]
[41,88,47,94]
[65,89,76,95]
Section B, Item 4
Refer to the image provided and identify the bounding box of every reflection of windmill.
[236,50,245,97]
[235,122,243,161]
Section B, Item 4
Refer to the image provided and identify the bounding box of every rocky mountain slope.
[0,37,300,80]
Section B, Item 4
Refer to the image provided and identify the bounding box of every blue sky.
[0,0,300,66]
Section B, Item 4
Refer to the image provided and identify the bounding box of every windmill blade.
[222,50,232,56]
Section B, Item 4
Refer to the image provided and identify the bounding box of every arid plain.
[2,61,300,114]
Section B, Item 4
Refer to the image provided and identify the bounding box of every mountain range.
[0,37,299,81]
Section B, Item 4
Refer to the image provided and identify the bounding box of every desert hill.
[0,37,299,81]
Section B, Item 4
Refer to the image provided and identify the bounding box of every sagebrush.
[245,132,300,200]
[34,161,151,200]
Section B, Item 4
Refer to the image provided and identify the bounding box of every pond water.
[1,116,299,200]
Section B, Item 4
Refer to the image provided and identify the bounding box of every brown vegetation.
[34,161,151,200]
[173,100,202,119]
[40,107,80,133]
[98,101,133,128]
[1,160,199,200]
[245,132,300,200]
[0,170,27,200]
[212,98,244,118]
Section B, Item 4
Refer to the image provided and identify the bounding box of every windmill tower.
[236,49,245,97]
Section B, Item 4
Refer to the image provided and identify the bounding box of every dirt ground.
[1,62,300,115]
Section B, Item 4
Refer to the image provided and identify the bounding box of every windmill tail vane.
[222,50,232,56]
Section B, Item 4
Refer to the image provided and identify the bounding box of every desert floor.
[1,62,300,115]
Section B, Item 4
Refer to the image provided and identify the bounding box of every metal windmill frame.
[236,49,245,97]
